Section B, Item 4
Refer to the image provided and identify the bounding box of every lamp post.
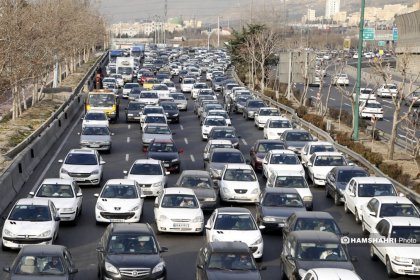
[353,0,366,141]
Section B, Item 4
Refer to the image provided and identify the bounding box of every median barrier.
[0,172,17,214]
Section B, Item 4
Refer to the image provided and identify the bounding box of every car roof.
[68,149,96,155]
[133,159,161,165]
[111,223,152,234]
[351,177,392,184]
[224,164,253,170]
[332,166,367,172]
[263,188,300,195]
[283,129,310,134]
[292,211,335,219]
[19,245,67,256]
[208,139,233,145]
[16,198,50,206]
[82,123,109,128]
[208,241,250,253]
[306,141,334,146]
[381,217,420,227]
[104,179,137,185]
[290,230,339,242]
[40,178,74,185]
[179,170,211,177]
[371,196,413,204]
[255,139,285,144]
[163,187,195,195]
[217,207,251,214]
[267,117,290,121]
[313,152,343,157]
[272,170,305,177]
[268,149,295,155]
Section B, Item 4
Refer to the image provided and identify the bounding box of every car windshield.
[128,103,144,110]
[337,170,368,183]
[82,126,109,136]
[296,242,348,261]
[9,205,51,221]
[85,112,107,121]
[64,153,97,165]
[180,176,212,188]
[153,85,167,90]
[183,79,195,84]
[145,116,166,124]
[379,204,419,218]
[294,218,341,235]
[140,92,158,98]
[262,192,304,207]
[144,108,164,114]
[161,194,199,208]
[204,118,226,126]
[214,214,257,230]
[101,184,138,199]
[365,102,382,108]
[270,154,299,164]
[211,129,236,139]
[36,184,74,198]
[269,120,292,128]
[162,103,178,110]
[275,176,307,188]
[257,142,286,153]
[124,84,139,89]
[211,152,244,163]
[309,145,335,154]
[195,84,208,89]
[130,163,162,175]
[88,94,115,107]
[358,184,396,197]
[208,253,256,271]
[144,125,171,135]
[259,109,279,116]
[247,101,265,108]
[208,111,228,118]
[223,169,256,181]
[390,226,420,243]
[171,94,185,100]
[107,234,158,254]
[314,156,346,166]
[285,132,313,141]
[149,142,176,152]
[14,256,65,275]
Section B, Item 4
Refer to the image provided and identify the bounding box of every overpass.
[395,10,420,73]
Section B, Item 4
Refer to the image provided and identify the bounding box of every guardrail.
[231,67,420,206]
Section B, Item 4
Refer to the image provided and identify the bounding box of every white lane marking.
[241,138,248,145]
[384,119,390,122]
[398,134,416,143]
[190,154,195,162]
[180,124,184,130]
[125,154,129,162]
[128,124,131,130]
[382,100,392,104]
[344,103,351,107]
[310,88,314,91]
[34,109,85,188]
[383,105,393,109]
[330,98,336,101]
[127,137,130,143]
[184,137,188,144]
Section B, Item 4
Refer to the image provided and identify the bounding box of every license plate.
[173,223,188,228]
[110,219,125,222]
[90,144,100,148]
[75,178,85,182]
[278,223,285,227]
[164,163,169,167]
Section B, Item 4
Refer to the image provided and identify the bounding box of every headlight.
[152,261,165,274]
[251,188,260,194]
[222,187,231,194]
[152,182,163,188]
[127,113,134,116]
[3,229,16,237]
[171,158,179,162]
[38,230,52,238]
[251,236,263,245]
[60,168,68,174]
[204,197,216,202]
[91,169,100,175]
[96,204,105,211]
[303,196,312,202]
[130,206,139,211]
[394,256,412,264]
[159,215,168,221]
[80,140,89,145]
[105,262,119,274]
[192,216,203,223]
[173,113,179,117]
[61,208,75,212]
[263,217,276,222]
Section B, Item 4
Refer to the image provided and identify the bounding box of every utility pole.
[217,16,220,48]
[353,0,366,141]
[164,0,167,45]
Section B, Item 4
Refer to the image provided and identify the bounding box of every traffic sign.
[392,27,398,41]
[343,38,351,50]
[378,41,385,47]
[363,28,375,41]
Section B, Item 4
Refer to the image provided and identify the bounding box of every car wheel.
[369,244,378,260]
[386,256,398,278]
[344,202,350,214]
[355,210,361,224]
[334,192,341,206]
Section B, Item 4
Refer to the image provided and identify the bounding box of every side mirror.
[259,225,266,230]
[140,194,147,199]
[259,265,267,271]
[76,193,83,197]
[28,191,35,197]
[123,170,128,175]
[165,171,170,176]
[69,268,78,274]
[307,163,313,167]
[154,202,159,208]
[349,192,355,197]
[100,160,106,165]
[3,267,10,273]
[263,159,268,165]
[94,193,99,197]
[77,132,81,135]
[313,137,318,141]
[58,159,64,163]
[111,133,115,136]
[237,135,242,138]
[197,264,204,269]
[398,192,405,197]
[54,216,61,222]
[172,132,176,135]
[205,224,211,230]
[160,246,168,253]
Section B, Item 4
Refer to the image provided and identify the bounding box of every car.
[180,78,196,93]
[355,88,376,101]
[234,95,253,113]
[219,164,260,203]
[28,178,82,223]
[142,124,173,148]
[249,139,286,171]
[163,81,176,93]
[377,83,398,98]
[280,130,317,155]
[200,103,224,121]
[154,187,204,233]
[152,84,170,99]
[201,116,227,140]
[223,83,240,97]
[205,208,264,259]
[94,179,145,223]
[139,90,159,105]
[205,148,248,180]
[195,98,218,117]
[404,90,420,106]
[3,245,78,279]
[205,109,231,126]
[143,78,161,90]
[97,223,167,280]
[262,149,304,179]
[280,231,355,280]
[81,110,109,128]
[300,268,362,280]
[139,71,154,84]
[141,114,167,131]
[195,241,263,280]
[2,198,60,250]
[160,101,180,123]
[191,83,210,99]
[207,126,241,149]
[197,89,217,101]
[124,101,145,122]
[325,166,370,206]
[122,83,140,98]
[243,99,266,120]
[359,100,384,119]
[300,141,337,165]
[263,117,293,139]
[369,217,420,278]
[110,73,124,87]
[102,77,118,93]
[254,107,281,128]
[58,149,105,186]
[256,188,306,230]
[212,76,227,91]
[332,74,350,86]
[147,138,183,173]
[266,170,313,210]
[361,196,419,234]
[140,105,165,124]
[343,177,399,224]
[174,170,218,211]
[170,93,188,111]
[78,124,113,152]
[283,211,345,241]
[203,139,234,162]
[306,152,349,187]
[124,159,169,197]
[128,87,141,101]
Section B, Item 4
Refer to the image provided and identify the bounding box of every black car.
[207,126,241,149]
[3,245,78,279]
[280,231,355,280]
[205,148,248,180]
[147,139,183,173]
[125,101,145,123]
[233,95,253,113]
[160,101,180,123]
[249,140,285,171]
[280,130,317,155]
[178,69,189,83]
[256,188,306,231]
[196,241,262,280]
[97,223,167,280]
[325,166,369,205]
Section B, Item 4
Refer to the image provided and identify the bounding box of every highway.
[0,72,411,280]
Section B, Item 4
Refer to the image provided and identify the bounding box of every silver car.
[170,93,188,111]
[141,124,173,149]
[79,124,113,152]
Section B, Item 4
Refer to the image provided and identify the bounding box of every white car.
[141,113,168,131]
[300,268,363,280]
[191,83,210,99]
[361,196,419,234]
[377,83,398,98]
[369,217,420,278]
[180,78,195,93]
[163,81,177,93]
[152,84,171,99]
[58,149,105,186]
[122,83,140,98]
[110,73,124,88]
[203,139,234,161]
[266,170,313,210]
[82,110,109,128]
[355,88,376,100]
[29,178,83,222]
[219,164,260,203]
[94,179,145,223]
[263,117,293,139]
[205,207,264,259]
[300,141,337,165]
[332,74,349,86]
[262,149,304,179]
[206,110,232,126]
[359,100,384,119]
[343,177,398,224]
[139,90,159,105]
[140,105,165,124]
[154,187,204,233]
[254,107,281,129]
[306,152,349,186]
[124,159,168,197]
[201,116,227,140]
[2,198,60,249]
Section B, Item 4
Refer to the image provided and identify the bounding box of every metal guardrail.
[231,67,420,206]
[2,51,109,159]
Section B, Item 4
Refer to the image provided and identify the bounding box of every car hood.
[36,197,76,210]
[80,135,110,142]
[385,244,420,258]
[127,175,164,184]
[285,141,310,149]
[62,164,98,173]
[311,166,336,177]
[142,134,172,143]
[211,230,261,246]
[164,109,178,115]
[193,188,217,200]
[205,269,261,280]
[96,198,141,212]
[127,109,142,114]
[268,165,304,174]
[148,152,179,161]
[221,180,259,189]
[261,206,305,218]
[295,260,354,272]
[159,208,202,219]
[106,254,161,269]
[10,275,69,280]
[82,120,109,127]
[4,220,54,235]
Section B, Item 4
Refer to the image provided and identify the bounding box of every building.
[307,9,316,22]
[325,0,340,19]
[395,9,420,74]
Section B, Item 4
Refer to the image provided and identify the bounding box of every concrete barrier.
[0,172,17,214]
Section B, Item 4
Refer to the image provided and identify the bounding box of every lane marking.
[241,138,248,145]
[384,119,390,122]
[329,98,336,101]
[383,105,393,109]
[125,154,129,162]
[190,154,195,162]
[127,137,130,143]
[382,100,392,104]
[128,124,131,130]
[180,124,184,130]
[344,103,351,107]
[184,137,188,144]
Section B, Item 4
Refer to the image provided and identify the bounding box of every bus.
[85,90,119,122]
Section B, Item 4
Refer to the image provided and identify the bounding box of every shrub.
[263,88,276,99]
[277,96,293,107]
[328,108,340,120]
[296,106,308,118]
[303,114,326,130]
[379,162,402,180]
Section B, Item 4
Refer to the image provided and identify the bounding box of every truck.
[131,44,145,58]
[116,57,135,83]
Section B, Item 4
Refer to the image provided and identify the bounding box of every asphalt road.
[0,73,414,280]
